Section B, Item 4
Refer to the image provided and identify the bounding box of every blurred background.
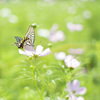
[0,0,100,100]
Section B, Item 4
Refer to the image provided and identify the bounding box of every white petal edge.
[19,49,28,56]
[77,87,87,95]
[35,45,43,55]
[19,49,33,56]
[77,96,84,100]
[40,48,51,56]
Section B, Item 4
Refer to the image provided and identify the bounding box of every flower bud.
[48,43,52,48]
[32,23,38,28]
[30,65,34,69]
[24,86,29,90]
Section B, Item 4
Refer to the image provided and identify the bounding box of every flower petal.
[72,79,80,91]
[55,52,66,60]
[40,48,51,56]
[65,55,74,61]
[35,45,43,55]
[69,94,77,100]
[77,96,84,100]
[65,81,73,92]
[19,49,33,56]
[77,87,87,95]
[49,33,58,43]
[71,59,81,68]
[64,55,74,67]
[24,46,34,52]
[68,48,84,55]
[68,81,73,92]
[19,49,26,55]
[50,23,58,33]
[64,55,80,68]
[55,31,65,41]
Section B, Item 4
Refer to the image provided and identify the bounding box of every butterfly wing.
[14,36,23,48]
[24,25,35,45]
[14,25,35,48]
[23,39,33,47]
[14,36,23,43]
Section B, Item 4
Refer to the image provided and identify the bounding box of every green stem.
[30,58,43,100]
[32,68,43,100]
[36,68,54,99]
[60,68,73,98]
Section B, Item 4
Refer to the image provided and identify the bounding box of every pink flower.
[19,45,51,57]
[49,30,65,43]
[68,48,84,55]
[65,79,87,96]
[65,80,86,100]
[37,24,65,43]
[55,52,66,60]
[64,55,80,68]
[49,24,65,42]
[67,22,83,32]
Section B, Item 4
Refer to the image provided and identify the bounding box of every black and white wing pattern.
[23,25,35,47]
[14,25,35,48]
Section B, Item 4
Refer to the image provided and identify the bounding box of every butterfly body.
[15,37,29,48]
[14,25,35,49]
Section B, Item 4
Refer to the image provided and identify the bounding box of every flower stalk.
[31,64,43,100]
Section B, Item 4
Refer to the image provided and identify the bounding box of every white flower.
[55,52,66,60]
[19,45,51,57]
[67,22,83,32]
[64,55,80,68]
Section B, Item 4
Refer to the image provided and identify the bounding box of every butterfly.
[14,25,35,48]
